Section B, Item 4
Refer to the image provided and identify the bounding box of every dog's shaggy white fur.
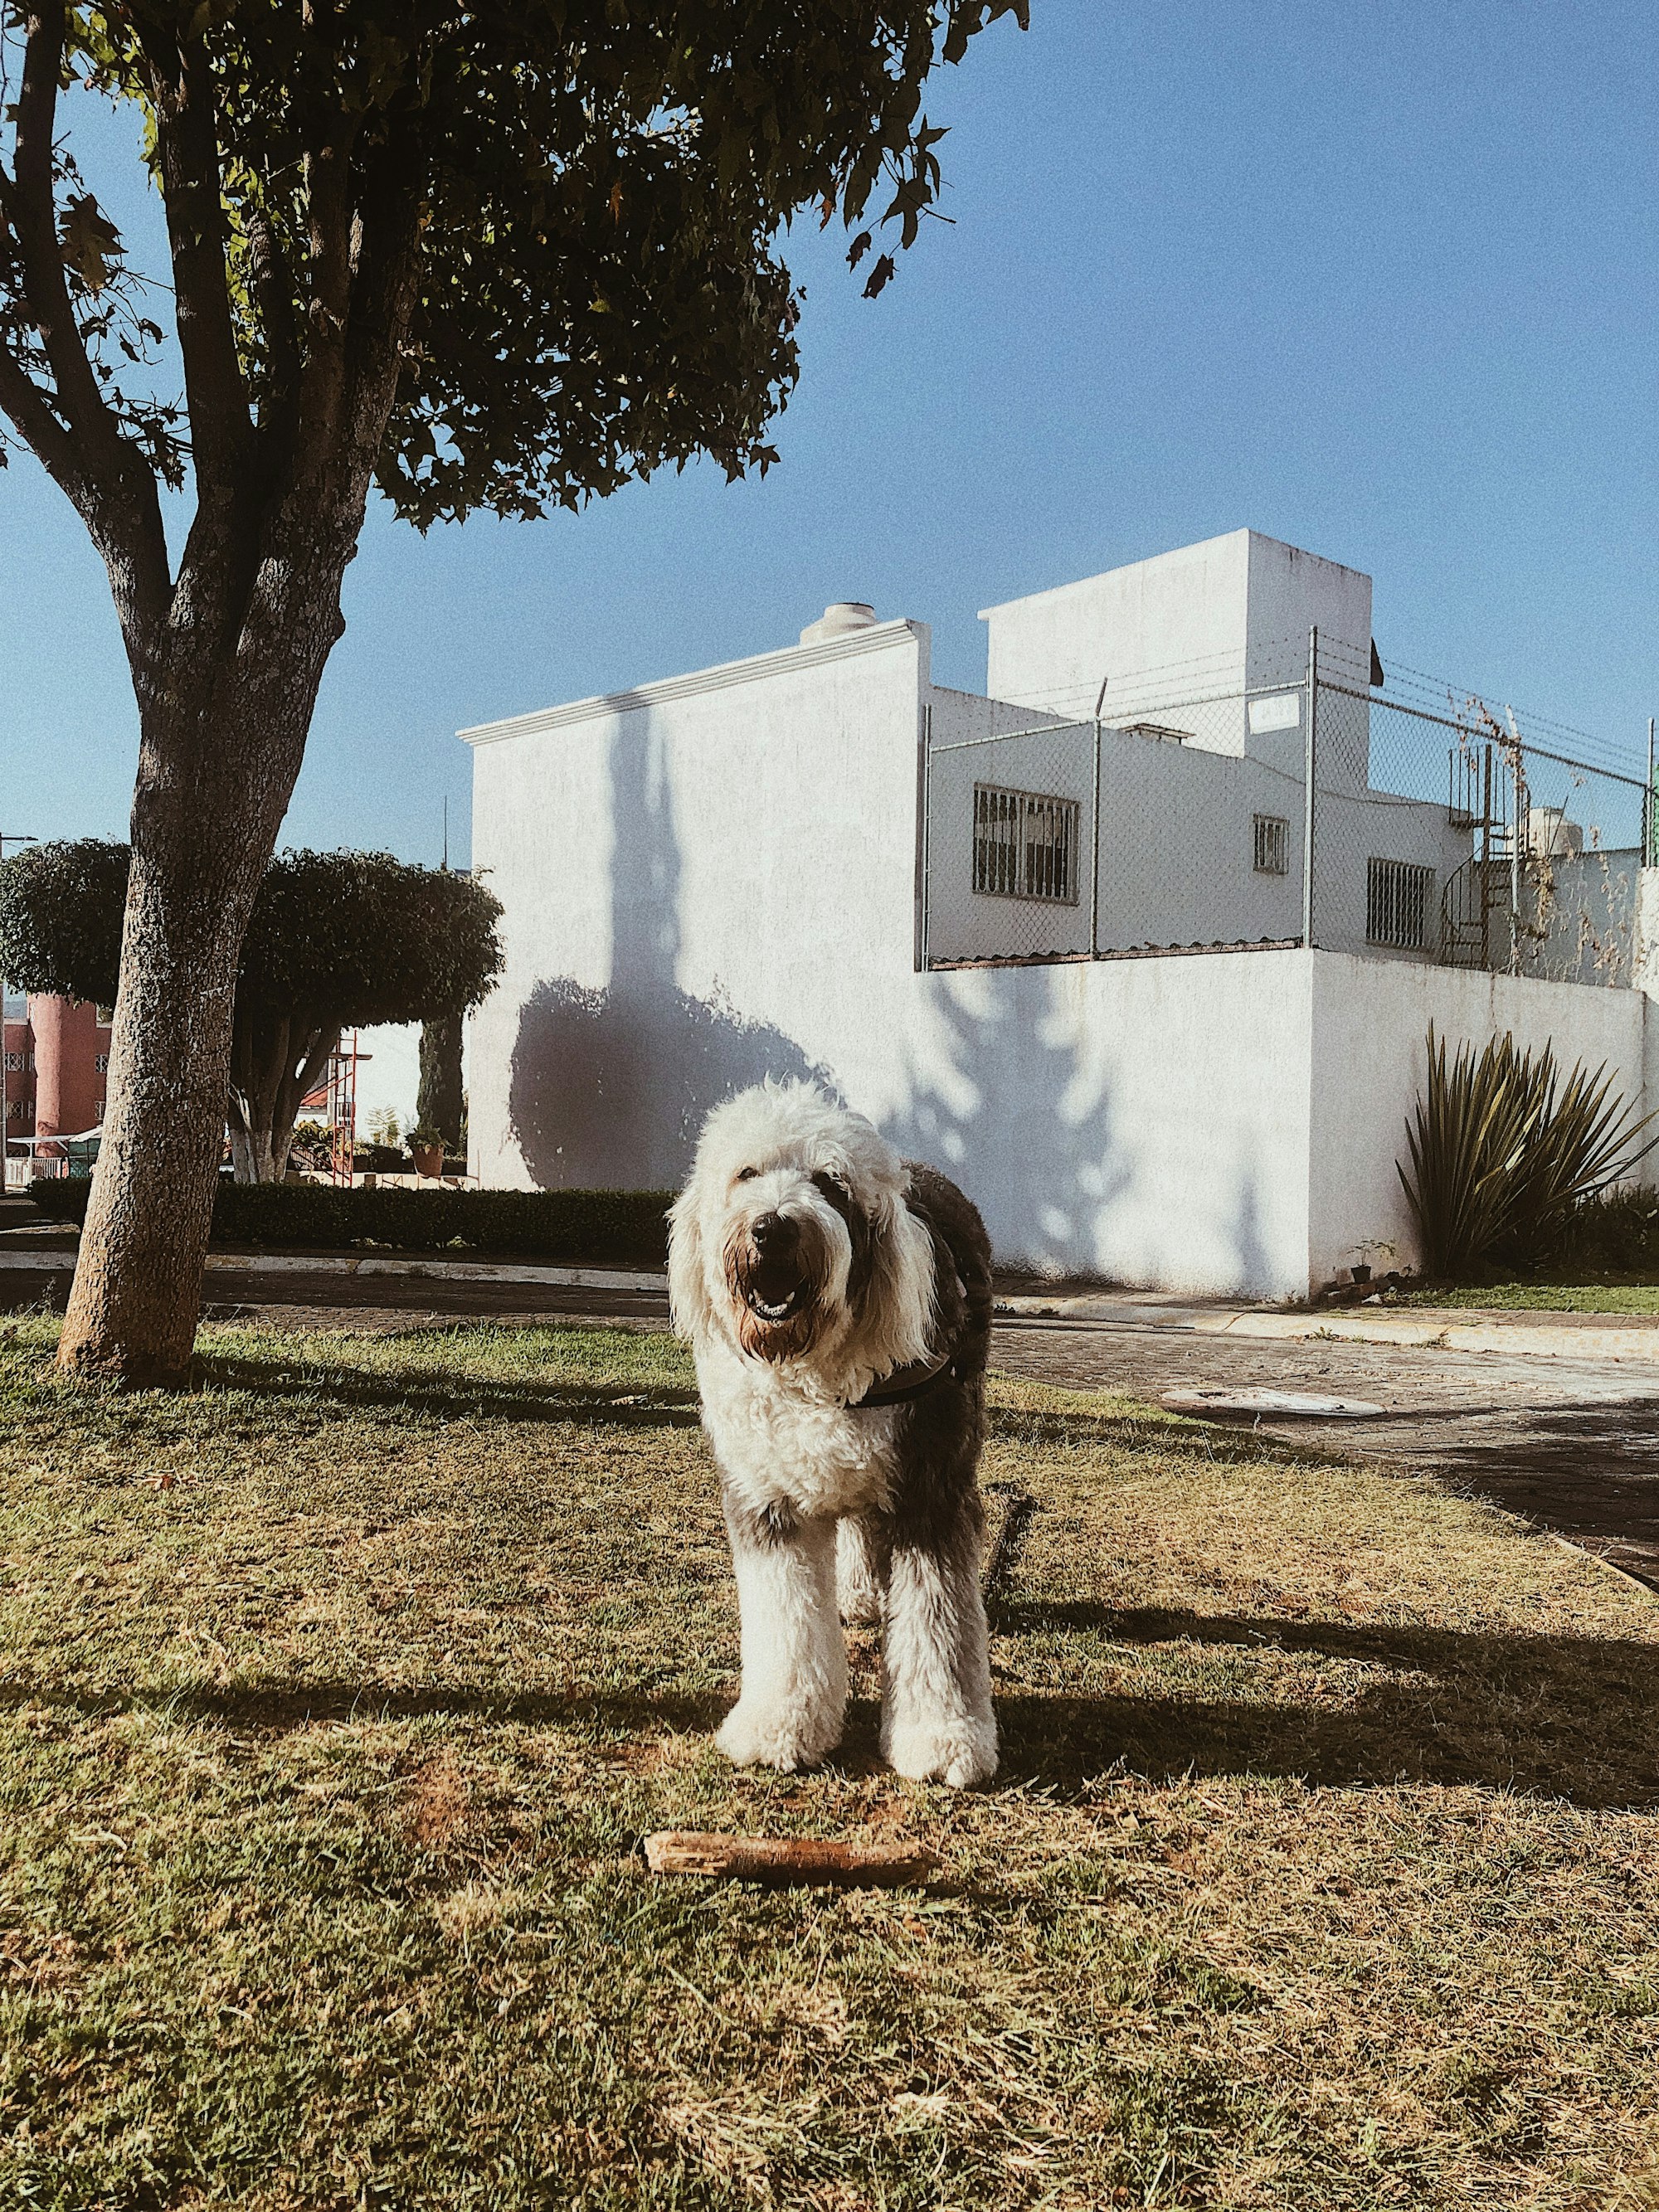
[669,1081,998,1787]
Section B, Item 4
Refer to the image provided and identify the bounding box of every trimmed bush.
[29,1179,675,1267]
[1555,1184,1659,1276]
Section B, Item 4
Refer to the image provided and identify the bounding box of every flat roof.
[458,617,924,746]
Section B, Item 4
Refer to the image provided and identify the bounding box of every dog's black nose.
[752,1211,798,1252]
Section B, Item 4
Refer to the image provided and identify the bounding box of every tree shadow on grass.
[985,1399,1343,1468]
[0,1676,729,1738]
[995,1602,1659,1807]
[7,1610,1659,1809]
[192,1352,702,1429]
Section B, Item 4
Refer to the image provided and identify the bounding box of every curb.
[994,1293,1659,1366]
[1200,1309,1659,1364]
[0,1247,668,1294]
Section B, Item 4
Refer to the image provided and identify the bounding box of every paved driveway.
[992,1310,1659,1589]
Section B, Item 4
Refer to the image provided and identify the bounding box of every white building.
[462,529,1655,1298]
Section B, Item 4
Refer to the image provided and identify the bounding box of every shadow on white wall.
[895,969,1278,1289]
[507,715,829,1189]
[504,716,1282,1289]
[892,970,1129,1277]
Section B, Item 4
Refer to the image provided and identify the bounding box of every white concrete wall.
[464,616,1322,1293]
[1306,954,1650,1285]
[924,718,1096,961]
[982,528,1253,726]
[903,951,1316,1295]
[465,620,931,1191]
[463,540,1651,1302]
[925,713,1465,965]
[980,529,1373,746]
[1244,533,1372,693]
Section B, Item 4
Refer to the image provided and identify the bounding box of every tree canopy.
[0,840,501,1021]
[2,1,1029,550]
[0,0,1027,1378]
[0,841,503,1178]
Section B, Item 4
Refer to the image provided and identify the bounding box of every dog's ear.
[667,1181,716,1344]
[845,1203,876,1308]
[856,1185,937,1369]
[812,1170,876,1306]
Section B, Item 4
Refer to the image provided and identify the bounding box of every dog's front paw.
[883,1714,998,1789]
[718,1699,841,1772]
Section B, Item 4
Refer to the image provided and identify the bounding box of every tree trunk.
[57,562,351,1381]
[226,1004,334,1184]
[417,1012,465,1152]
[56,791,265,1383]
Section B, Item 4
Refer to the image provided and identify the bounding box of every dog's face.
[720,1150,870,1360]
[669,1082,921,1367]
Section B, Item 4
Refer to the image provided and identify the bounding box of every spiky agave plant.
[1399,1028,1536,1278]
[1399,1026,1656,1279]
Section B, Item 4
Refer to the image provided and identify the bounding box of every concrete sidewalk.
[0,1239,666,1294]
[8,1221,1659,1365]
[995,1290,1659,1365]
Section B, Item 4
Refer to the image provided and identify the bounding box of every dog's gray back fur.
[888,1160,994,1548]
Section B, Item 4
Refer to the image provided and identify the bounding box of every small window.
[95,1005,114,1026]
[972,785,1082,905]
[1253,815,1289,876]
[1367,858,1434,949]
[94,1053,109,1074]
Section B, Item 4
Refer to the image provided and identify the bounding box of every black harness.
[848,1350,958,1410]
[846,1250,971,1409]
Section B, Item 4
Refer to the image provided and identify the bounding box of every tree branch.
[0,338,78,483]
[336,145,424,489]
[277,1018,338,1153]
[140,20,253,486]
[293,126,358,474]
[246,203,302,430]
[2,9,171,644]
[9,8,116,445]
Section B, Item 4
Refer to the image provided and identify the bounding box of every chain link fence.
[922,635,1652,988]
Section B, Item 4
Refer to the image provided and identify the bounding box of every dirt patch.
[401,1755,479,1850]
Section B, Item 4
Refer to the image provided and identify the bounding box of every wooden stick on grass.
[644,1831,937,1886]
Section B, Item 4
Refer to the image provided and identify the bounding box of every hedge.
[29,1179,675,1267]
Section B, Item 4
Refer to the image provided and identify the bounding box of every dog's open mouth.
[740,1265,811,1324]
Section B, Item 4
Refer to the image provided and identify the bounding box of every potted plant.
[406,1122,445,1180]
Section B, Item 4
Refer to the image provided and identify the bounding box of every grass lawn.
[1391,1281,1659,1315]
[2,1315,1659,2209]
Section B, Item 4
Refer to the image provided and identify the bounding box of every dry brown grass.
[0,1320,1656,2207]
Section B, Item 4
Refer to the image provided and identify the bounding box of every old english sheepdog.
[668,1081,997,1788]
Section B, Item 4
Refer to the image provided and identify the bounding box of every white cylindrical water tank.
[799,602,878,646]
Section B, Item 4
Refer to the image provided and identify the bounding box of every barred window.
[1367,858,1434,949]
[94,1053,109,1074]
[1253,814,1289,876]
[972,785,1081,904]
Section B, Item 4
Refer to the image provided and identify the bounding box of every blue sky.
[2,0,1656,874]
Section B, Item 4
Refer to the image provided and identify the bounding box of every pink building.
[2,995,111,1142]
